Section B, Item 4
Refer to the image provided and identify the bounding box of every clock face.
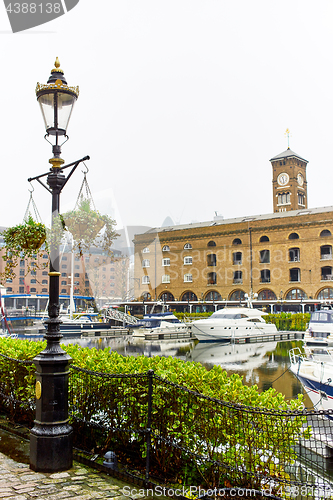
[297,173,304,186]
[277,173,289,186]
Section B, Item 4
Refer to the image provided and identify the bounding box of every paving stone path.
[0,451,139,500]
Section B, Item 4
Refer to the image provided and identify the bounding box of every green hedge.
[264,312,310,331]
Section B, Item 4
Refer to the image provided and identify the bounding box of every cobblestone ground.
[0,452,142,500]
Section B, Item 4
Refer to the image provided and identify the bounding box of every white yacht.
[189,307,277,342]
[289,346,333,414]
[303,309,333,347]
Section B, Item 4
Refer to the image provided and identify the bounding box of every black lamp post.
[29,58,89,472]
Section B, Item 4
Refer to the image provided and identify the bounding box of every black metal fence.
[1,351,333,499]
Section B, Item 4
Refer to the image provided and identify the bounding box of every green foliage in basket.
[62,198,118,256]
[0,216,48,283]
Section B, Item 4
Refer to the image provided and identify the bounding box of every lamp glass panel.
[57,92,76,133]
[38,93,55,131]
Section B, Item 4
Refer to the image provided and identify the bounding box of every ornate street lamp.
[29,59,89,472]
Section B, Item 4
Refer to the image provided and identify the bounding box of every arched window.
[207,272,217,285]
[205,291,221,301]
[321,230,332,237]
[289,247,300,262]
[259,250,270,264]
[233,238,242,245]
[321,266,333,281]
[257,289,277,300]
[142,247,150,253]
[30,288,36,293]
[229,290,246,301]
[141,292,151,301]
[207,253,216,266]
[207,241,216,247]
[184,243,192,250]
[321,245,332,260]
[278,192,290,205]
[159,292,174,301]
[317,288,333,300]
[142,259,150,267]
[259,235,269,242]
[289,232,299,240]
[42,288,47,293]
[286,289,307,300]
[162,245,170,252]
[298,192,305,206]
[181,291,197,301]
[260,269,270,283]
[233,270,242,284]
[142,275,150,284]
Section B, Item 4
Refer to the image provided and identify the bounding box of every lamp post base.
[30,424,73,472]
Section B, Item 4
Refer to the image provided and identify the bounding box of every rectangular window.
[184,274,192,282]
[19,286,24,293]
[162,258,170,266]
[142,276,150,284]
[30,279,36,284]
[162,275,170,283]
[142,259,150,268]
[184,256,192,265]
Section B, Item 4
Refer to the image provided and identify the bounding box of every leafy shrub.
[264,313,310,331]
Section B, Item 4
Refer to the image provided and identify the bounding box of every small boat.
[289,346,333,414]
[189,307,277,342]
[303,309,333,347]
[131,312,189,338]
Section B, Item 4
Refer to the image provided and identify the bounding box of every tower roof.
[270,148,308,163]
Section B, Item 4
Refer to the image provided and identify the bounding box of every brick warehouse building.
[133,148,333,312]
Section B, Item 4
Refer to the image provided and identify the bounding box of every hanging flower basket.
[62,198,118,256]
[0,216,48,283]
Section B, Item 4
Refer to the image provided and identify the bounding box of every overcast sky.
[0,1,332,232]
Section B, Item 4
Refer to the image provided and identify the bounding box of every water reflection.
[59,336,311,406]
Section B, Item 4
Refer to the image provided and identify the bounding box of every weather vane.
[285,128,291,149]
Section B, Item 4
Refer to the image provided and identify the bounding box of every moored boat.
[131,312,189,338]
[303,309,333,347]
[289,346,333,414]
[189,307,277,342]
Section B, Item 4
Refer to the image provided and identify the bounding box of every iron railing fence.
[69,366,333,498]
[1,350,333,498]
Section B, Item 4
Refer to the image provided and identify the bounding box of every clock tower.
[270,148,308,213]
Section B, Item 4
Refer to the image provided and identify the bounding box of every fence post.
[145,369,154,485]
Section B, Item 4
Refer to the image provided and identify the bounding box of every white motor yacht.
[189,307,277,342]
[303,309,333,347]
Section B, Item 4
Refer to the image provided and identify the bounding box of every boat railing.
[289,347,305,365]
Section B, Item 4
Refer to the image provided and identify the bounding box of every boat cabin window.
[211,313,248,319]
[311,312,333,323]
[247,318,261,322]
